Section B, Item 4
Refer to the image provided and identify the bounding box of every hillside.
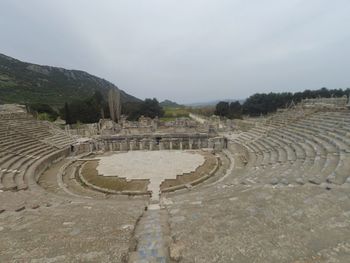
[160,99,183,108]
[0,53,140,107]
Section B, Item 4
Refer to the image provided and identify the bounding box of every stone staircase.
[129,203,170,263]
[0,115,78,191]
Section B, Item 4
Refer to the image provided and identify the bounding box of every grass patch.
[81,160,149,192]
[163,107,190,119]
[160,151,217,190]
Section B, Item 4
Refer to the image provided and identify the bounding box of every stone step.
[129,204,170,263]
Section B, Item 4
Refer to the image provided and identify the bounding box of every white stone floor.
[96,150,205,200]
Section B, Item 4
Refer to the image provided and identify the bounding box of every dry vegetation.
[160,151,217,190]
[81,161,149,192]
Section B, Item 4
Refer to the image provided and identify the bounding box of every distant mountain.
[0,53,140,107]
[185,99,245,107]
[160,99,183,108]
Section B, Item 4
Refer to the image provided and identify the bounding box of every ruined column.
[125,140,129,151]
[208,138,214,149]
[149,140,155,151]
[120,140,128,151]
[140,139,145,150]
[159,140,164,150]
[214,138,223,151]
[130,140,136,151]
[189,139,193,150]
[197,139,201,149]
[169,140,173,150]
[214,141,222,151]
[179,140,183,150]
[89,142,94,152]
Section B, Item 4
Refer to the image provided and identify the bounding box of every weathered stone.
[270,178,279,185]
[326,174,336,183]
[309,177,321,185]
[185,184,193,190]
[170,242,185,261]
[63,221,75,226]
[15,205,25,212]
[31,204,40,209]
[296,178,305,185]
[281,178,289,185]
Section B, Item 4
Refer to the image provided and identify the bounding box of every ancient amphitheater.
[1,97,350,262]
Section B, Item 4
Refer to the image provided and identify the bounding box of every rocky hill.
[0,53,140,107]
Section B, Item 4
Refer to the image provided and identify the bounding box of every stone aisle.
[129,203,170,263]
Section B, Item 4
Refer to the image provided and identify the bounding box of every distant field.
[161,107,190,121]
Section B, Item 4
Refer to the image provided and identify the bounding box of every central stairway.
[129,203,170,263]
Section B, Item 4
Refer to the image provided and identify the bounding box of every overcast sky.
[1,0,350,103]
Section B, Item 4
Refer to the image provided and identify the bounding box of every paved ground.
[164,182,350,262]
[96,150,205,198]
[0,191,147,262]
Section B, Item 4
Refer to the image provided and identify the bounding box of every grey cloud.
[1,0,350,103]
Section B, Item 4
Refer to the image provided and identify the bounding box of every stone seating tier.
[0,115,78,191]
[229,109,350,186]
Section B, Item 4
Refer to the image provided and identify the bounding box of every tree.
[122,101,142,121]
[215,101,230,117]
[140,98,164,119]
[242,87,349,116]
[64,102,71,125]
[26,103,59,122]
[214,101,242,119]
[121,98,164,121]
[228,101,242,119]
[59,92,105,124]
[108,88,122,123]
